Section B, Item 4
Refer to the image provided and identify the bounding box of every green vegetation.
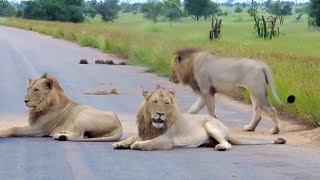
[309,0,320,26]
[1,8,319,124]
[0,0,16,17]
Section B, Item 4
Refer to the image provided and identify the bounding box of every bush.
[234,6,243,13]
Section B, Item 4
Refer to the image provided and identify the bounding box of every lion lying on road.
[0,74,123,142]
[113,87,285,151]
[170,48,295,134]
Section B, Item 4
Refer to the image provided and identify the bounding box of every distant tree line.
[0,0,319,26]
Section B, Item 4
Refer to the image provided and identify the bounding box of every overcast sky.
[10,0,309,4]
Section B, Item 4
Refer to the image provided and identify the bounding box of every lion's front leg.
[188,95,206,114]
[130,136,172,151]
[0,126,46,137]
[113,136,140,149]
[204,94,217,118]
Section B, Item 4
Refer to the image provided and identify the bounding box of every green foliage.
[184,0,210,20]
[97,0,120,22]
[0,0,16,17]
[84,0,98,18]
[203,2,220,19]
[163,0,182,21]
[309,0,320,26]
[23,0,84,23]
[141,1,163,23]
[234,6,243,13]
[120,2,142,13]
[268,1,292,16]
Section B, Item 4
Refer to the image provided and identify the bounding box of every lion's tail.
[66,127,123,142]
[263,66,283,105]
[228,137,286,145]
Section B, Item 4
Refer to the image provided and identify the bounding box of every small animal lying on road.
[113,86,286,151]
[0,73,123,142]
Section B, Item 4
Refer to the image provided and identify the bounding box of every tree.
[141,1,163,22]
[23,0,85,23]
[97,0,120,22]
[234,6,243,13]
[264,0,272,9]
[309,0,320,26]
[0,0,16,17]
[269,1,282,16]
[203,1,220,19]
[163,0,182,21]
[184,0,210,21]
[84,0,98,18]
[268,1,292,16]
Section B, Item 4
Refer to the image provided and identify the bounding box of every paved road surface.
[0,26,319,180]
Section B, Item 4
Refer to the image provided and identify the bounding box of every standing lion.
[0,74,123,141]
[169,48,295,134]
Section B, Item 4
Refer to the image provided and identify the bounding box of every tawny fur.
[113,87,286,151]
[0,73,123,142]
[170,49,294,134]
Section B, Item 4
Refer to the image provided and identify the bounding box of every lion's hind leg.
[204,121,232,151]
[244,94,262,132]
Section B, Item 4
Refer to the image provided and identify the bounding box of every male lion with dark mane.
[169,48,295,134]
[113,86,286,151]
[0,74,123,141]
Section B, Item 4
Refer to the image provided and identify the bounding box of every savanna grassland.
[0,12,319,124]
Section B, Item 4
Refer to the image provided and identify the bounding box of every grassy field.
[1,12,319,124]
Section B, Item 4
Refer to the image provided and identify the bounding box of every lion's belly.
[171,115,210,147]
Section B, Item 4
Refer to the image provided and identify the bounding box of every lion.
[112,87,286,151]
[0,73,123,142]
[169,48,295,134]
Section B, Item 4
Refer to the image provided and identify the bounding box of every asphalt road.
[0,26,319,180]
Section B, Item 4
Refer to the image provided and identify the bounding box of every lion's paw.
[269,127,280,134]
[113,142,130,149]
[243,125,255,132]
[215,142,232,151]
[53,133,68,141]
[130,141,143,150]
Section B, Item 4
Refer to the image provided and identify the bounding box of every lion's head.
[24,74,67,124]
[170,48,201,93]
[137,86,179,140]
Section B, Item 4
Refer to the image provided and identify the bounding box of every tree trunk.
[262,15,267,39]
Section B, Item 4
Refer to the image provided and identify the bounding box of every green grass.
[1,12,319,124]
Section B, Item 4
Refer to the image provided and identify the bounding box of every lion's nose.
[157,112,165,116]
[24,100,29,104]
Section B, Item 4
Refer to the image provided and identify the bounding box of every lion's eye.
[165,102,170,105]
[34,88,39,92]
[153,100,157,104]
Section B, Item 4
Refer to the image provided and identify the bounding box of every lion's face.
[24,77,54,112]
[143,88,176,129]
[169,55,181,84]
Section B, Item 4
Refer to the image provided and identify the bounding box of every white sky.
[10,0,309,3]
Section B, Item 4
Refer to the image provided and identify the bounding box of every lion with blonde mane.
[113,86,286,151]
[170,48,295,134]
[0,74,123,141]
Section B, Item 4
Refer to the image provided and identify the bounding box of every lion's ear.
[44,79,54,89]
[177,55,182,62]
[142,90,150,99]
[169,91,176,97]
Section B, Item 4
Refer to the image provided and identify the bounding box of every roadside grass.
[1,13,319,124]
